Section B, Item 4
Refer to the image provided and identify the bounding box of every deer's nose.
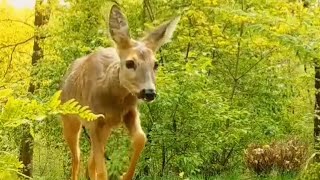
[141,89,156,101]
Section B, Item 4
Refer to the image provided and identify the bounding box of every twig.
[2,44,18,78]
[216,55,236,80]
[0,19,34,28]
[0,36,34,50]
[303,152,320,171]
[229,22,244,104]
[237,48,276,80]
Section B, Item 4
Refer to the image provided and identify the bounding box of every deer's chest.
[88,93,137,125]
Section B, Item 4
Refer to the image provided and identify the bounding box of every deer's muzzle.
[140,89,156,102]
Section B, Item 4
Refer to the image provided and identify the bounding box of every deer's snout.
[141,89,156,102]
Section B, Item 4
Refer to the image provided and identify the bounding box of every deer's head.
[108,5,180,102]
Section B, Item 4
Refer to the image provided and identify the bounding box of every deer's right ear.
[109,5,131,48]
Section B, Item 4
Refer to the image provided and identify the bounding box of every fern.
[57,98,104,121]
[0,90,103,127]
[0,89,103,178]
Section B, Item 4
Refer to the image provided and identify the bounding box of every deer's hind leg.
[121,109,147,180]
[62,115,82,180]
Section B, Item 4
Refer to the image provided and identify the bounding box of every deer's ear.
[142,16,180,52]
[109,5,131,48]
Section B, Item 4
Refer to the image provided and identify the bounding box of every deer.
[60,4,180,180]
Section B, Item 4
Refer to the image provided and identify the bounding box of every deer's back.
[61,47,120,109]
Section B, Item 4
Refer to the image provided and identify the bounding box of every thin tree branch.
[229,22,244,104]
[0,19,34,28]
[216,55,236,80]
[234,23,244,80]
[161,142,190,172]
[184,42,191,63]
[221,144,236,166]
[0,36,34,50]
[237,48,276,80]
[2,44,18,78]
[145,0,155,21]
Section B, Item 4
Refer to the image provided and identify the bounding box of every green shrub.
[245,138,308,175]
[299,162,320,180]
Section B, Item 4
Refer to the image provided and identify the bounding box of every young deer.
[60,5,180,180]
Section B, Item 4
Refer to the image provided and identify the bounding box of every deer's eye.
[154,62,159,70]
[125,60,136,70]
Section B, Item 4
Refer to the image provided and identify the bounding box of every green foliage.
[300,162,320,180]
[1,0,320,179]
[136,69,251,177]
[1,90,102,127]
[0,152,23,180]
[0,89,101,177]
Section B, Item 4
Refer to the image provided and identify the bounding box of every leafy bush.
[245,144,275,174]
[0,152,22,180]
[245,138,308,175]
[273,139,308,172]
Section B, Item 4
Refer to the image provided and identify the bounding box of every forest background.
[2,0,320,179]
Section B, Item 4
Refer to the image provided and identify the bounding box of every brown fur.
[60,5,179,180]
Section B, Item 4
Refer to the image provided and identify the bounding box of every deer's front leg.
[89,119,111,180]
[122,109,147,180]
[62,116,82,180]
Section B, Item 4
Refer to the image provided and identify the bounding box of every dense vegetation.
[1,0,320,179]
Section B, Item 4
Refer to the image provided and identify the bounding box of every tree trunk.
[314,60,320,162]
[19,0,50,177]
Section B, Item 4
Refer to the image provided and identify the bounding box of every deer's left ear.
[142,16,180,52]
[109,5,131,48]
